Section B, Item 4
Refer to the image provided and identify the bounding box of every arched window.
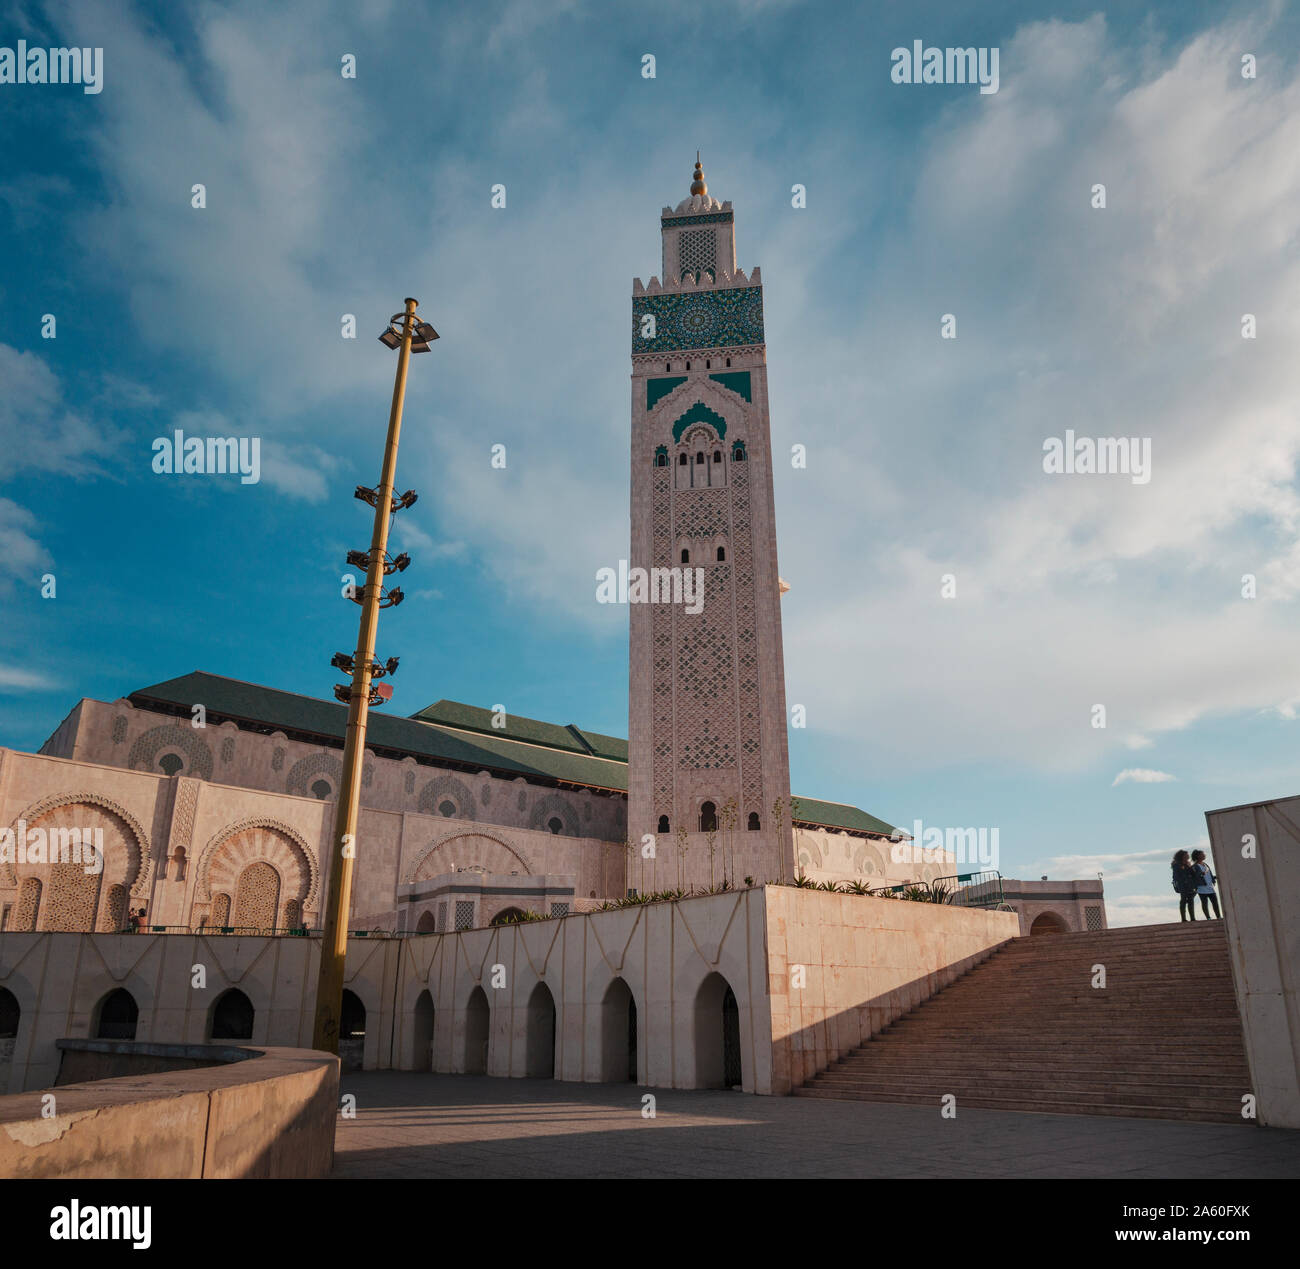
[158,753,184,776]
[438,800,456,817]
[747,812,761,831]
[210,988,254,1041]
[713,450,722,463]
[0,987,21,1039]
[339,989,366,1073]
[705,359,711,370]
[310,779,331,800]
[170,847,188,882]
[681,548,690,564]
[678,453,688,466]
[665,362,671,372]
[700,801,718,832]
[695,452,704,464]
[732,443,746,462]
[547,816,563,834]
[654,451,667,467]
[95,988,138,1040]
[685,361,691,371]
[340,990,366,1040]
[725,357,731,368]
[656,815,670,834]
[716,546,726,562]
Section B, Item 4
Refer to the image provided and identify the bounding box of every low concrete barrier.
[0,1042,338,1178]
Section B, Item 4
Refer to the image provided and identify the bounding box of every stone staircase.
[794,921,1252,1123]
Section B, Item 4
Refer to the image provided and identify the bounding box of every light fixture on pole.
[312,296,434,1055]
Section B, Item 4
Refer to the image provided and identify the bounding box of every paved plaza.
[332,1073,1300,1179]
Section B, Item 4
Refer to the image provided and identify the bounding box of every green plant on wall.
[719,795,739,886]
[772,795,792,882]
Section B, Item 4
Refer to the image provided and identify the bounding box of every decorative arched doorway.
[210,988,254,1041]
[339,990,366,1073]
[464,987,490,1075]
[412,990,434,1071]
[525,981,556,1079]
[94,988,139,1040]
[0,987,18,1090]
[694,972,742,1090]
[0,988,18,1040]
[1030,911,1071,935]
[601,978,637,1082]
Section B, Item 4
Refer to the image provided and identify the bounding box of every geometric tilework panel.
[678,228,716,282]
[14,877,41,930]
[285,752,343,797]
[632,287,764,354]
[417,775,476,818]
[234,861,280,931]
[127,724,214,780]
[44,861,101,932]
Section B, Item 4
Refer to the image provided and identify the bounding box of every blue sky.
[2,0,1299,925]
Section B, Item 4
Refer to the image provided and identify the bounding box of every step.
[810,1074,1251,1099]
[791,1086,1245,1124]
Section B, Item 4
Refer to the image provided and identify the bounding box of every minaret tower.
[628,157,793,892]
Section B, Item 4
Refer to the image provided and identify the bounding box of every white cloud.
[1112,768,1178,786]
[1103,893,1188,928]
[774,10,1300,773]
[0,345,123,478]
[258,440,342,504]
[1040,846,1173,882]
[0,498,52,585]
[0,664,57,692]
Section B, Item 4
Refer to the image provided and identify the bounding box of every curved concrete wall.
[0,1042,337,1178]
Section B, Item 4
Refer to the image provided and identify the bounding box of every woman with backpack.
[1191,849,1221,919]
[1171,849,1199,922]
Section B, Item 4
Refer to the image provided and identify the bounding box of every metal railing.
[934,870,1005,909]
[113,925,401,938]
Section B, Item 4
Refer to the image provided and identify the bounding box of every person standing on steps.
[1171,849,1199,922]
[1191,849,1221,920]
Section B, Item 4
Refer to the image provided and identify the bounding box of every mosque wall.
[0,887,1019,1097]
[47,696,629,844]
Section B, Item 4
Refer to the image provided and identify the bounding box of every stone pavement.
[332,1073,1300,1179]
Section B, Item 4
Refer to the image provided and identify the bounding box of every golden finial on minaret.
[690,152,707,196]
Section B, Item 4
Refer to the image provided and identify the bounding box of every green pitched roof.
[128,672,630,791]
[789,796,898,839]
[125,671,896,834]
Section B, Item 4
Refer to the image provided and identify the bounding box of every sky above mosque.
[2,0,1299,926]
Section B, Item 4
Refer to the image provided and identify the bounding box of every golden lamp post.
[311,297,438,1054]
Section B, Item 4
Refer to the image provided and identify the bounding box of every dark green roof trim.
[646,375,687,410]
[409,699,591,755]
[124,672,896,833]
[660,211,733,227]
[708,371,751,402]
